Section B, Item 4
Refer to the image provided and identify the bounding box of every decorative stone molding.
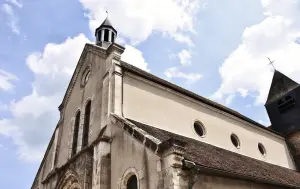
[59,43,109,114]
[119,167,140,189]
[80,64,92,88]
[56,170,82,189]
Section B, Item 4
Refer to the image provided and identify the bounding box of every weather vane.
[267,57,276,70]
[106,10,108,18]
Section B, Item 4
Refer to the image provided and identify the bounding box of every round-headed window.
[258,143,266,156]
[230,134,240,149]
[84,70,91,83]
[193,121,206,138]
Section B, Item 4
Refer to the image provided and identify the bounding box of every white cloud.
[164,67,202,85]
[79,0,200,45]
[225,94,235,106]
[1,3,20,34]
[0,69,18,92]
[0,33,150,161]
[0,119,18,137]
[171,33,194,47]
[245,104,252,108]
[0,34,90,161]
[178,49,192,66]
[121,45,149,71]
[214,0,300,105]
[0,143,8,150]
[5,0,23,8]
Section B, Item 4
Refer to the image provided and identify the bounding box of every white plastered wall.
[122,73,296,170]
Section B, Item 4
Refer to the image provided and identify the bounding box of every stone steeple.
[265,70,300,105]
[95,17,117,48]
[265,70,300,169]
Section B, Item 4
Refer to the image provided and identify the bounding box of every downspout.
[183,160,200,189]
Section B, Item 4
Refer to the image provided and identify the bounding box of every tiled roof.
[126,118,300,189]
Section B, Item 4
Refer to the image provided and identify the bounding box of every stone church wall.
[42,138,55,180]
[122,73,295,170]
[110,124,161,189]
[57,49,108,168]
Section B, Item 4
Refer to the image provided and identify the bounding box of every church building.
[31,17,300,189]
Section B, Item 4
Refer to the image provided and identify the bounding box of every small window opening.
[72,111,80,156]
[82,101,91,147]
[127,175,138,189]
[112,33,115,43]
[98,31,102,42]
[84,71,90,84]
[193,121,206,138]
[104,29,109,42]
[230,134,240,149]
[258,143,267,156]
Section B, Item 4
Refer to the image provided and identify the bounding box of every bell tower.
[265,70,300,169]
[265,70,300,135]
[95,17,117,49]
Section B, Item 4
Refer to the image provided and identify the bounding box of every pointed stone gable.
[266,70,300,105]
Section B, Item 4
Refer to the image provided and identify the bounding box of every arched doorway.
[126,175,138,189]
[120,168,139,189]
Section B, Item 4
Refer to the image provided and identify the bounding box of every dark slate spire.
[95,17,117,36]
[101,17,113,27]
[266,70,300,105]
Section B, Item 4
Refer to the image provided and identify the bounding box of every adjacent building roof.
[125,118,300,189]
[120,61,283,137]
[266,70,300,105]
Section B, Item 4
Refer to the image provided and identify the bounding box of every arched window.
[82,101,91,147]
[84,70,90,84]
[126,175,138,189]
[71,111,80,156]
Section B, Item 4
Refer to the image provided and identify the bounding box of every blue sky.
[1,0,300,188]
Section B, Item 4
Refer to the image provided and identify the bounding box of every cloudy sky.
[1,0,300,188]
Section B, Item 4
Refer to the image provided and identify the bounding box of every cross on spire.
[267,57,276,71]
[106,10,108,18]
